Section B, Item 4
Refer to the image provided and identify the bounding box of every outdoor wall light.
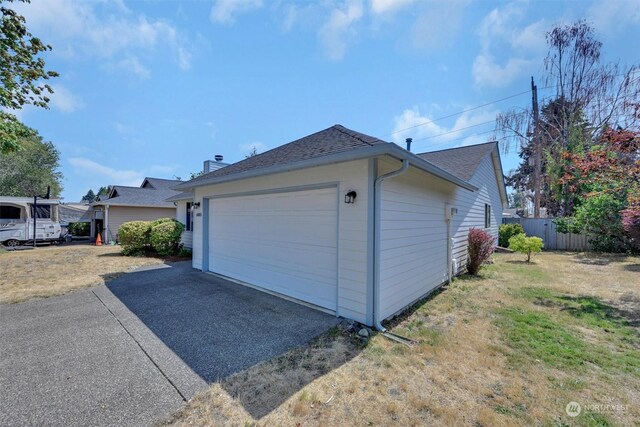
[344,191,357,204]
[193,202,201,209]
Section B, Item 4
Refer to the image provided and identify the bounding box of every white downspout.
[373,159,409,332]
[446,218,452,283]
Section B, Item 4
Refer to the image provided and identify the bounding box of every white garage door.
[208,187,338,310]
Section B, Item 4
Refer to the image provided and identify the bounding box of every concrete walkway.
[0,262,339,426]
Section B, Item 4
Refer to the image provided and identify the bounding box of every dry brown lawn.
[0,244,165,304]
[163,252,640,427]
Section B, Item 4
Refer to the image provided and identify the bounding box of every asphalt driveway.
[0,262,340,426]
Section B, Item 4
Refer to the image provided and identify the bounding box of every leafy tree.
[190,170,204,179]
[508,234,543,263]
[96,186,109,199]
[496,20,639,217]
[508,190,526,209]
[1,0,58,111]
[81,189,96,203]
[245,145,259,158]
[557,129,640,252]
[1,110,35,153]
[0,121,62,196]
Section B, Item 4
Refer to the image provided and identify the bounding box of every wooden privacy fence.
[502,218,592,251]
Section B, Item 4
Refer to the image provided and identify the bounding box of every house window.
[484,204,491,228]
[186,202,193,231]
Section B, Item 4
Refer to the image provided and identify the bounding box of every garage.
[208,186,339,311]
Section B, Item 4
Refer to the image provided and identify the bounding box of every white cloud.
[68,157,177,186]
[512,20,547,51]
[68,158,144,187]
[410,0,469,50]
[391,106,498,151]
[472,54,534,88]
[587,0,640,34]
[204,121,217,139]
[318,0,364,60]
[49,85,84,113]
[117,56,151,79]
[210,0,263,25]
[473,2,545,87]
[14,0,192,75]
[371,0,415,15]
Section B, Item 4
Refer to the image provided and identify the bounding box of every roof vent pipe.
[214,154,224,162]
[405,138,412,152]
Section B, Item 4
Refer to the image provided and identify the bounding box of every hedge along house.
[176,125,507,327]
[166,157,229,249]
[91,178,181,243]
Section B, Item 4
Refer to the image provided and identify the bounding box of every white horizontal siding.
[449,152,504,274]
[378,161,456,320]
[106,206,176,242]
[175,201,193,249]
[193,159,370,324]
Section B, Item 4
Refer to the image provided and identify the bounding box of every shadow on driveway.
[102,262,346,418]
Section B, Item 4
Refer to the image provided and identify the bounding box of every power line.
[412,128,499,149]
[389,90,532,136]
[411,119,497,142]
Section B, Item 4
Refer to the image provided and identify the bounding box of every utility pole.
[531,77,541,218]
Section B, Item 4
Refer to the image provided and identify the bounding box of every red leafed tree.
[559,129,640,251]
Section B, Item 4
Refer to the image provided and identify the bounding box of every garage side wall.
[192,159,370,324]
[449,153,504,274]
[378,159,457,320]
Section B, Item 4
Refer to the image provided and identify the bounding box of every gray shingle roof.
[141,177,182,190]
[416,142,497,181]
[93,178,182,207]
[165,191,193,202]
[184,125,389,187]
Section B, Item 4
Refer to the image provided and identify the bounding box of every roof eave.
[490,147,509,208]
[176,144,478,192]
[165,193,194,202]
[91,202,177,208]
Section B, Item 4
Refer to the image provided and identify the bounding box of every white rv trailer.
[0,197,63,247]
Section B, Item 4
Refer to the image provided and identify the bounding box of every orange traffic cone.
[95,232,103,246]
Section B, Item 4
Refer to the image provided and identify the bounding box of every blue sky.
[10,0,640,202]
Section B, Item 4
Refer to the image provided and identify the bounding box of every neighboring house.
[91,178,181,242]
[166,157,229,249]
[502,208,522,219]
[175,125,507,327]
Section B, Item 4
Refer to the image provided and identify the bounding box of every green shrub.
[119,221,151,255]
[508,233,543,262]
[498,223,524,247]
[68,222,90,236]
[177,246,192,258]
[150,219,184,256]
[151,217,175,227]
[467,228,496,275]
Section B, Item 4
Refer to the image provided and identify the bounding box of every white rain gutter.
[372,159,409,333]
